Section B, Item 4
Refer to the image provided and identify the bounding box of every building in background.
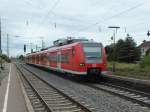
[140,40,150,56]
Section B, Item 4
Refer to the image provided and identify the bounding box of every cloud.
[0,0,150,56]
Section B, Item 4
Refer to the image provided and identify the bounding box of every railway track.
[16,64,95,112]
[19,63,150,110]
[86,82,150,109]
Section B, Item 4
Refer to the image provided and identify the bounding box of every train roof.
[26,38,102,56]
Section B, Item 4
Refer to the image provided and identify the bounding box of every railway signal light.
[147,30,150,37]
[24,44,26,52]
[111,36,113,40]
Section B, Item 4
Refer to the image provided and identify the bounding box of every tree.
[18,55,24,60]
[146,48,150,56]
[0,54,11,63]
[115,39,125,61]
[105,34,141,63]
[122,34,141,62]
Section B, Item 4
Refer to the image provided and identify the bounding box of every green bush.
[0,54,11,63]
[140,55,150,68]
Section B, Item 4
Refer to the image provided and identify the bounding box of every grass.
[107,61,150,80]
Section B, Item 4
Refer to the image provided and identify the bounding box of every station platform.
[0,63,28,112]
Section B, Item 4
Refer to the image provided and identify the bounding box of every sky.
[0,0,150,56]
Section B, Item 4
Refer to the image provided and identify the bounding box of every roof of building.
[140,41,150,48]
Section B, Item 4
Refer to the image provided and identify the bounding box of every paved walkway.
[0,63,28,112]
[0,68,8,111]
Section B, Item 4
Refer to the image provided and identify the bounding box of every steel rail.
[86,83,150,108]
[16,63,94,112]
[16,64,52,112]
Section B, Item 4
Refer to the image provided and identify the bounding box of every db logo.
[92,64,96,67]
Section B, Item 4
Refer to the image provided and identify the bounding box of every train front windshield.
[82,43,102,63]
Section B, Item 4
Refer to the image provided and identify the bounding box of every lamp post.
[108,26,120,72]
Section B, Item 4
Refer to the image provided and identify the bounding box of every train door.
[57,51,61,70]
[46,53,50,66]
[71,47,75,71]
[66,48,73,71]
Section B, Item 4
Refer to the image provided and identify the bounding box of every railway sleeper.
[34,107,46,112]
[45,99,70,103]
[48,103,74,107]
[51,105,79,111]
[43,97,66,100]
[41,94,62,98]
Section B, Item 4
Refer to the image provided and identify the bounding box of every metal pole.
[112,28,119,72]
[108,26,120,72]
[7,34,9,57]
[42,40,45,49]
[113,30,116,72]
[0,20,1,55]
[40,36,44,49]
[36,45,38,51]
[42,40,44,49]
[30,43,33,53]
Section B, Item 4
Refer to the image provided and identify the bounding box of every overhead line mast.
[7,34,9,57]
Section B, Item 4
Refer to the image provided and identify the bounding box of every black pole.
[0,17,2,54]
[113,30,116,72]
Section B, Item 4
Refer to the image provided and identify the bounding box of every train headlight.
[80,63,85,66]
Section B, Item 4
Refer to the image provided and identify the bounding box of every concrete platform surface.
[0,63,28,112]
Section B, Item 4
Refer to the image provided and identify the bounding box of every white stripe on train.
[30,63,87,75]
[27,63,108,76]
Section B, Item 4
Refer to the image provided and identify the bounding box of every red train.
[26,38,107,79]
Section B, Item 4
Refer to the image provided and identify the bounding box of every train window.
[82,43,102,63]
[57,55,61,62]
[84,47,101,57]
[47,55,51,61]
[48,54,57,62]
[61,54,69,63]
[83,43,101,47]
